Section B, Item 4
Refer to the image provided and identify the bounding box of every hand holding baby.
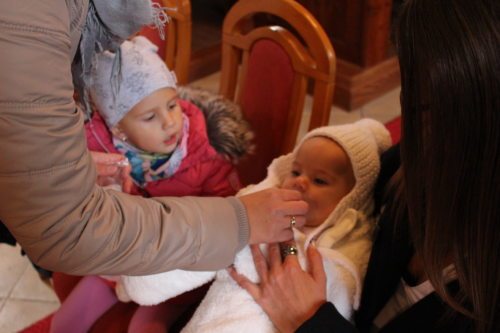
[240,188,308,244]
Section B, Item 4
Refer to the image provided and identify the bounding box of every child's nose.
[161,112,174,129]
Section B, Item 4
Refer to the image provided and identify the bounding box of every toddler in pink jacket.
[50,36,252,333]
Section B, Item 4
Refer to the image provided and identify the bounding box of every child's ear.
[111,126,127,141]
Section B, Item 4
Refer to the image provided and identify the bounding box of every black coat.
[297,145,474,333]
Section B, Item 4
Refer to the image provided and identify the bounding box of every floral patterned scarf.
[113,114,189,186]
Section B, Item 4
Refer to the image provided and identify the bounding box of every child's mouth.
[164,135,177,146]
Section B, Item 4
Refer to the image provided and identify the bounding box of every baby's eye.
[291,170,300,177]
[313,178,328,185]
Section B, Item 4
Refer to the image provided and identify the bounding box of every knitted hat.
[297,119,392,222]
[90,36,177,128]
[246,118,392,229]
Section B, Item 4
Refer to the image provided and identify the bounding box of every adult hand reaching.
[90,151,133,193]
[229,243,327,333]
[239,188,308,244]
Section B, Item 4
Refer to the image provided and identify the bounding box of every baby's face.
[282,137,355,228]
[115,87,183,154]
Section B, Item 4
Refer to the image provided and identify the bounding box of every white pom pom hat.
[298,118,392,222]
[253,118,392,228]
[90,36,177,128]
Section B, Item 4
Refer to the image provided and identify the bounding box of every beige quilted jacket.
[0,0,248,275]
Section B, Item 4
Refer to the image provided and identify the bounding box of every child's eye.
[167,100,179,111]
[144,114,155,121]
[291,170,300,177]
[313,178,328,185]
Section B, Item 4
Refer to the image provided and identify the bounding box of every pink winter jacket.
[86,100,241,197]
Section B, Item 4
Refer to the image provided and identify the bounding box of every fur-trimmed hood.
[178,86,254,163]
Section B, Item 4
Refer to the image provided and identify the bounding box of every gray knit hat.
[93,0,154,40]
[90,36,177,128]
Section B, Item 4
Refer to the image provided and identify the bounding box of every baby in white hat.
[118,118,392,332]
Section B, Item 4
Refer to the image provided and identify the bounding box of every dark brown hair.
[395,0,499,332]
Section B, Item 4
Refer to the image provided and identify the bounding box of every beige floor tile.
[296,88,399,144]
[0,299,59,333]
[359,87,401,124]
[11,264,58,302]
[0,244,29,298]
[329,107,363,125]
[189,71,221,93]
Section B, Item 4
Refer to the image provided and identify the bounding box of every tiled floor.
[0,244,59,332]
[0,73,400,332]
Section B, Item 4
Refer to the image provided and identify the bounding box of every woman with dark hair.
[230,0,500,332]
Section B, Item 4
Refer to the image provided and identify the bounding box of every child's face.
[114,87,183,154]
[282,137,355,228]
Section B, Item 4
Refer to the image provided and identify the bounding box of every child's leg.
[50,275,119,333]
[127,302,189,333]
[127,283,211,333]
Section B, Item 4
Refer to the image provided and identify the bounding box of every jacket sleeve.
[0,0,249,276]
[297,303,358,333]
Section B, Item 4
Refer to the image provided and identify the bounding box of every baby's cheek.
[281,178,294,190]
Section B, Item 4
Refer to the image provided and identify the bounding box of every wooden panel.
[297,0,363,64]
[297,0,393,67]
[361,0,392,66]
[334,56,400,110]
[296,0,398,110]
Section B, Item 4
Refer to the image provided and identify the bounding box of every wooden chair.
[139,0,192,84]
[219,0,336,185]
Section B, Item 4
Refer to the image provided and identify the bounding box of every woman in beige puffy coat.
[0,0,307,276]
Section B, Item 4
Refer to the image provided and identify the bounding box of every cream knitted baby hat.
[90,36,177,128]
[297,118,392,221]
[254,118,392,223]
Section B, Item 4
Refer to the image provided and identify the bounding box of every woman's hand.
[229,243,327,333]
[239,188,308,244]
[90,151,133,193]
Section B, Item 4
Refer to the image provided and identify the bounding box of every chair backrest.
[220,0,336,185]
[139,0,192,85]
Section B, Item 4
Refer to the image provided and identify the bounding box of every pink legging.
[50,275,188,333]
[50,276,119,333]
